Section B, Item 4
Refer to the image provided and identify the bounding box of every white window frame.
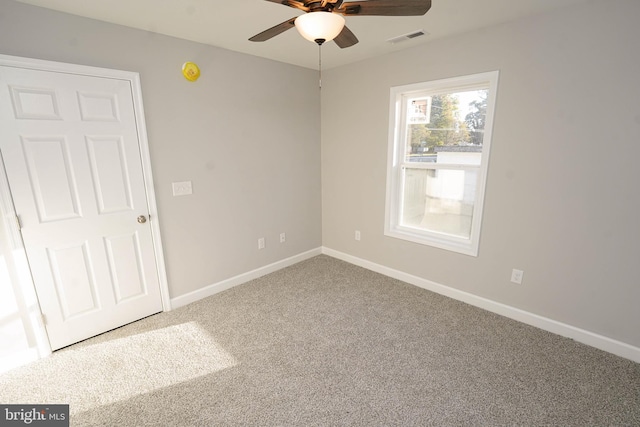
[385,71,499,256]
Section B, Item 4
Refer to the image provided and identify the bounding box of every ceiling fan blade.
[263,0,309,12]
[336,0,431,16]
[249,18,297,42]
[334,25,358,48]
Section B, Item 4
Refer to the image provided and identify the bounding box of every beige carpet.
[1,255,639,426]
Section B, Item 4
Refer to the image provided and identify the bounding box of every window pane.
[405,90,488,163]
[401,167,478,239]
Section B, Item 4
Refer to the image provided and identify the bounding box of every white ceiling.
[16,0,589,70]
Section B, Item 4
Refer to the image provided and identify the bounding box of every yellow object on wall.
[182,62,200,81]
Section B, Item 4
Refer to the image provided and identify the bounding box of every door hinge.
[39,313,47,326]
[15,214,22,230]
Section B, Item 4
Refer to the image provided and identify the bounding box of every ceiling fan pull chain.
[318,42,322,90]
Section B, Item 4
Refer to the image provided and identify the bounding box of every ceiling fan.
[249,0,433,47]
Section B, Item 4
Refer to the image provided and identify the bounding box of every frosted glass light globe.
[295,12,345,43]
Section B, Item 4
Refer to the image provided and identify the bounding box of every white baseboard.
[322,247,640,364]
[170,247,323,309]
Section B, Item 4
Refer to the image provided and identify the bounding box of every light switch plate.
[172,181,192,196]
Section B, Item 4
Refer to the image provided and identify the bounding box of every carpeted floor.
[1,255,639,426]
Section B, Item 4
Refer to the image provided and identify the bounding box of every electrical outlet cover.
[511,269,524,284]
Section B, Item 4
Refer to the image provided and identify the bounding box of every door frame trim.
[0,54,172,316]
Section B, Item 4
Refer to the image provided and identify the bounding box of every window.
[385,71,499,256]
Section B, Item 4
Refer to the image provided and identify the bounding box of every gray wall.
[2,0,639,351]
[0,0,322,298]
[321,0,640,348]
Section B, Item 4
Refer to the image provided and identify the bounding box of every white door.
[0,62,164,350]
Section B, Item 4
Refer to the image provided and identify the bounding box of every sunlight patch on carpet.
[0,322,237,414]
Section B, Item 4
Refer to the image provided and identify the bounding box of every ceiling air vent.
[387,30,428,44]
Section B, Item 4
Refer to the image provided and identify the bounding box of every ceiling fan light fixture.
[295,12,345,44]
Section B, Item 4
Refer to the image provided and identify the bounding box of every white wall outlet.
[172,181,192,196]
[280,233,286,243]
[511,269,524,284]
[258,237,265,250]
[355,230,361,241]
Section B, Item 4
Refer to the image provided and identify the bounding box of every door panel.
[21,136,81,222]
[105,232,147,303]
[48,242,100,319]
[86,136,133,214]
[77,91,119,122]
[0,64,163,350]
[9,85,62,120]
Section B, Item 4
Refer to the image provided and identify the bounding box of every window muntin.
[385,72,498,256]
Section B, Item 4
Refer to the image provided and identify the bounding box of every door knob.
[137,215,147,224]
